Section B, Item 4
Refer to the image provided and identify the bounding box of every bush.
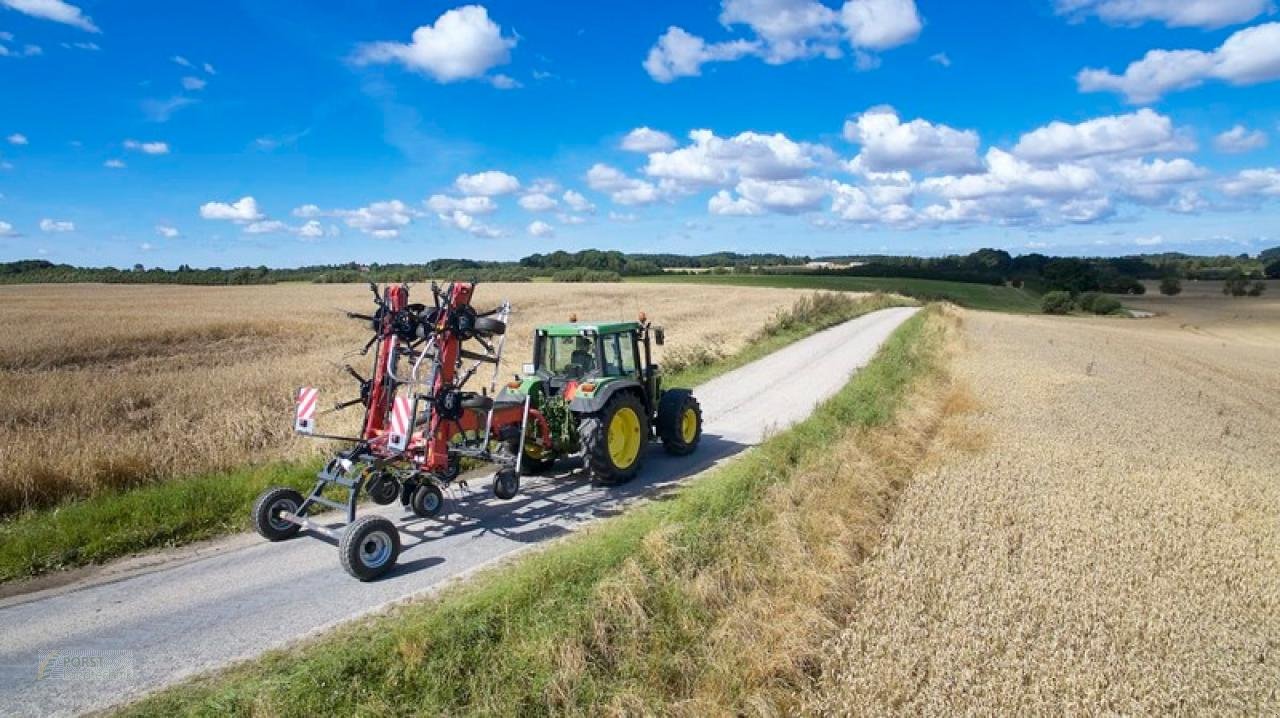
[1266,261,1280,280]
[550,268,622,283]
[1041,291,1074,315]
[1159,276,1182,296]
[1089,295,1122,315]
[1078,292,1103,313]
[1248,280,1266,297]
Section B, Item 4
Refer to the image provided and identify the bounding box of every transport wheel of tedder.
[411,482,445,518]
[657,390,702,456]
[493,468,520,500]
[580,392,648,485]
[366,472,400,505]
[340,515,401,581]
[252,487,303,541]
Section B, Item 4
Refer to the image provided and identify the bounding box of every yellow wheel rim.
[680,407,698,443]
[607,406,642,468]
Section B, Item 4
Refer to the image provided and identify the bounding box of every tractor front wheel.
[580,392,648,485]
[657,390,702,456]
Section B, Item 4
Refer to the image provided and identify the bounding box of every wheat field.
[815,287,1280,714]
[0,282,809,515]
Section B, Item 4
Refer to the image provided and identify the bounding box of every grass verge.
[629,272,1040,312]
[0,294,912,585]
[117,305,952,717]
[0,460,321,583]
[663,291,913,387]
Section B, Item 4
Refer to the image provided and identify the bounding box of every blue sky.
[1,0,1279,268]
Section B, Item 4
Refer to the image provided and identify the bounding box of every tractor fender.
[568,379,645,415]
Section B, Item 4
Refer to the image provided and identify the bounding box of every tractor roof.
[537,321,641,337]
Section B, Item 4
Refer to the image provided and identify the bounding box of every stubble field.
[0,282,809,516]
[815,284,1280,713]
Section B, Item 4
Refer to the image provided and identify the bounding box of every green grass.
[0,295,913,584]
[629,272,1041,312]
[0,460,324,582]
[117,307,942,717]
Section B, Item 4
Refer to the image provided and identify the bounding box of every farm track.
[0,306,918,718]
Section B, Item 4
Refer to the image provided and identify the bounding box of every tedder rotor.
[252,281,552,580]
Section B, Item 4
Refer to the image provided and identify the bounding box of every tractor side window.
[541,336,592,376]
[602,333,637,377]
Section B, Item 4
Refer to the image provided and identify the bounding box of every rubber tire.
[579,392,648,485]
[493,468,520,500]
[439,454,462,482]
[339,515,400,581]
[657,390,702,456]
[410,482,444,518]
[252,487,303,541]
[473,317,506,337]
[366,473,399,505]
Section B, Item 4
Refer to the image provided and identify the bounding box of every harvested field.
[815,288,1280,714]
[0,282,810,515]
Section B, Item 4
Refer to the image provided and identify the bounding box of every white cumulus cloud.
[425,194,498,214]
[843,106,981,173]
[455,170,520,196]
[200,196,265,222]
[527,220,554,237]
[1214,124,1269,153]
[518,192,557,211]
[1221,167,1280,196]
[1012,109,1194,162]
[621,126,678,153]
[1054,0,1272,29]
[124,139,170,155]
[563,190,596,213]
[587,163,663,205]
[155,224,179,238]
[352,5,515,84]
[39,218,75,232]
[1,0,99,32]
[1078,22,1280,102]
[6,133,27,145]
[643,0,922,82]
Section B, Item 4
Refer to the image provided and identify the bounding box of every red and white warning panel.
[294,387,318,434]
[388,395,412,451]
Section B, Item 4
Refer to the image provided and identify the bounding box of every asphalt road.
[0,306,918,717]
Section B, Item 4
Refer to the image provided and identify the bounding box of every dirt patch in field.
[814,294,1280,713]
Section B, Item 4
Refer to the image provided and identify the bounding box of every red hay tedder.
[252,281,549,580]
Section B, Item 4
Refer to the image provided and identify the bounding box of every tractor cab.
[530,320,655,398]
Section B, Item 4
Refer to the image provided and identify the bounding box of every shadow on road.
[316,433,750,578]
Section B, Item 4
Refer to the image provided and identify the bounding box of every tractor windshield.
[539,335,597,377]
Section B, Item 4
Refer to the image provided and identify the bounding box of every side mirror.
[653,327,665,346]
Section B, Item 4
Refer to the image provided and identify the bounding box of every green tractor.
[497,314,702,483]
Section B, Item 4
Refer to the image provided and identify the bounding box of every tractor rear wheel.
[657,390,702,456]
[579,392,648,485]
[252,487,303,541]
